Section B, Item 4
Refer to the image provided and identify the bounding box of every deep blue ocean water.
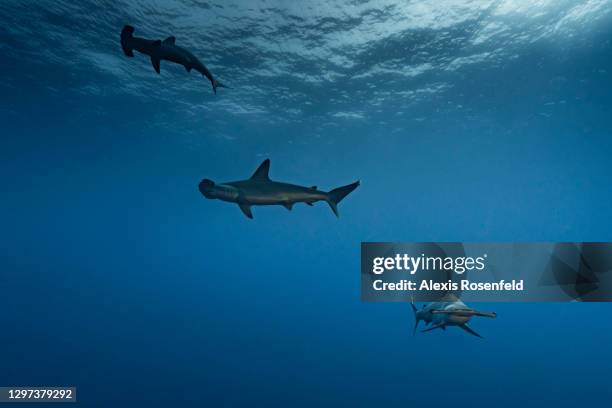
[2,1,612,406]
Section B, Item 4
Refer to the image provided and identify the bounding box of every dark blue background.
[2,1,612,406]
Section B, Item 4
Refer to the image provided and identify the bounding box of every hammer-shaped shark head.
[199,179,216,198]
[199,179,240,201]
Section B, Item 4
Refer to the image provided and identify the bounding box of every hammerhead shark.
[198,159,359,219]
[411,294,496,338]
[120,25,227,94]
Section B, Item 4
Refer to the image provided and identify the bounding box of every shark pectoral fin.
[327,202,339,218]
[163,36,176,45]
[150,40,162,73]
[283,202,293,211]
[238,203,253,219]
[421,323,445,333]
[459,324,483,338]
[151,56,161,74]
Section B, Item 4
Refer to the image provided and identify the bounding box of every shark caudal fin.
[326,181,359,217]
[120,25,135,57]
[212,79,229,94]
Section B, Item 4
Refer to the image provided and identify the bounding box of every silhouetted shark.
[199,159,359,219]
[120,25,227,94]
[412,294,496,338]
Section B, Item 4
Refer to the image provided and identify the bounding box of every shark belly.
[130,38,156,56]
[446,314,471,325]
[236,182,323,206]
[162,49,189,66]
[155,46,187,67]
[242,190,290,205]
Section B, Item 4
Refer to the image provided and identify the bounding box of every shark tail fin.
[120,25,135,57]
[326,181,360,218]
[212,79,229,94]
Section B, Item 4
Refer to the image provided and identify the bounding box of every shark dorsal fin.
[250,159,270,181]
[152,40,162,47]
[163,36,176,45]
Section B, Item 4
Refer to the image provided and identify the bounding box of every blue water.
[2,1,612,406]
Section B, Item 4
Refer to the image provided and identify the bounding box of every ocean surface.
[2,1,612,406]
